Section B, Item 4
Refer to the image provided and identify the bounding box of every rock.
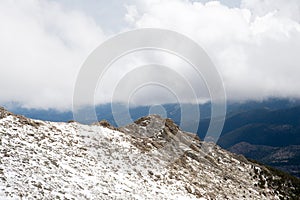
[93,119,117,130]
[0,107,11,119]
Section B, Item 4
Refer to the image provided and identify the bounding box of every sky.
[1,0,300,110]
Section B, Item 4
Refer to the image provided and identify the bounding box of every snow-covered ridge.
[0,108,299,199]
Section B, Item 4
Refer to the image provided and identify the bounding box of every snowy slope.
[0,108,299,199]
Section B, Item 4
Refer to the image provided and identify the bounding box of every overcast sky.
[1,0,300,110]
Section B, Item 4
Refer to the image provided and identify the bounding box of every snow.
[0,113,285,199]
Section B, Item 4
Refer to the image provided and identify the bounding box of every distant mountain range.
[215,105,300,177]
[6,98,300,124]
[4,98,300,177]
[229,142,300,178]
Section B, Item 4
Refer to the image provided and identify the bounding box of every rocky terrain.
[0,107,300,199]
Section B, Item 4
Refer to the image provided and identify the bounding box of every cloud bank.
[1,0,300,110]
[125,0,300,101]
[0,0,104,110]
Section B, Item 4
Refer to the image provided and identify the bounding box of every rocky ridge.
[0,108,299,199]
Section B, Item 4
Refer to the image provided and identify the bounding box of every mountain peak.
[118,115,200,155]
[121,114,186,138]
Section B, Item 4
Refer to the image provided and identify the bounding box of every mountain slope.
[217,123,300,148]
[211,106,300,177]
[219,106,300,136]
[0,107,300,199]
[229,142,300,178]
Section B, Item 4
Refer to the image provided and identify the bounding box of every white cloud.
[241,0,300,21]
[0,0,105,110]
[124,0,300,101]
[94,50,210,106]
